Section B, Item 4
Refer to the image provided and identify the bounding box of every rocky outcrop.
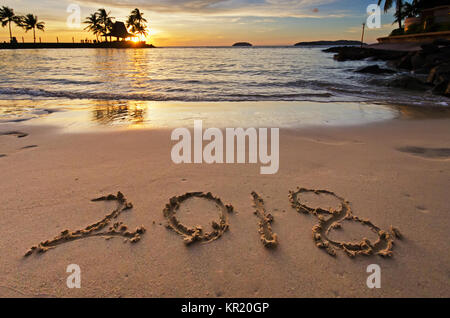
[323,46,406,61]
[388,75,431,91]
[324,39,450,97]
[295,40,364,46]
[428,63,450,96]
[355,65,396,74]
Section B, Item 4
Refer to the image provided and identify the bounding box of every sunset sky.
[0,0,398,46]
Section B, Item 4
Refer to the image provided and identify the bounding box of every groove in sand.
[397,146,450,160]
[24,192,145,256]
[251,192,278,248]
[163,192,234,245]
[289,187,402,257]
[0,131,28,138]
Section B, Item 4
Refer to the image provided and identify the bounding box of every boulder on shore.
[355,65,396,75]
[387,75,431,91]
[295,40,363,46]
[323,46,406,61]
[323,40,450,97]
[428,63,450,95]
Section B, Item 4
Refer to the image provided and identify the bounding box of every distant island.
[294,40,364,46]
[232,42,253,47]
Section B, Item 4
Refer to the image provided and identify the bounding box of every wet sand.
[0,117,449,297]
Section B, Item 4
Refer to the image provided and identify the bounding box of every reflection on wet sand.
[92,101,147,125]
[391,104,450,119]
[1,98,450,132]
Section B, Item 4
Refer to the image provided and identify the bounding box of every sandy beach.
[0,115,449,298]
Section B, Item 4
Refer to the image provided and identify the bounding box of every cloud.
[76,0,343,18]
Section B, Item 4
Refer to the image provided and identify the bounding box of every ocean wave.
[0,85,446,106]
[36,78,104,86]
[0,87,337,102]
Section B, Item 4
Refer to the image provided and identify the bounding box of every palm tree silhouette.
[19,14,45,43]
[126,8,148,40]
[0,6,21,42]
[378,0,404,29]
[84,13,102,42]
[96,8,114,42]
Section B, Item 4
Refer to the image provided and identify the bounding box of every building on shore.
[106,22,135,41]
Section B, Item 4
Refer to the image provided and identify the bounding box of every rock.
[322,47,342,53]
[432,81,449,95]
[423,47,450,69]
[333,47,373,61]
[421,43,440,54]
[445,83,450,97]
[296,40,363,46]
[327,47,406,62]
[413,67,432,75]
[388,75,431,91]
[374,50,408,61]
[432,39,450,47]
[427,64,450,96]
[355,65,396,74]
[395,53,414,70]
[410,53,426,70]
[427,64,450,84]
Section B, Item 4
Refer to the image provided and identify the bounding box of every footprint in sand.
[0,131,28,138]
[0,131,37,158]
[289,187,402,258]
[163,192,234,245]
[301,136,364,146]
[416,205,430,214]
[21,145,38,149]
[397,146,450,160]
[24,192,145,256]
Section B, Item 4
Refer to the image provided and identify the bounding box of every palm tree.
[126,8,148,40]
[378,0,403,29]
[19,14,45,43]
[84,13,102,41]
[96,8,114,42]
[0,6,21,42]
[402,1,420,18]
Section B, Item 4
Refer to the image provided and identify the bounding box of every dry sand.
[0,117,449,297]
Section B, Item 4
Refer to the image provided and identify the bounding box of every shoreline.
[0,117,449,297]
[1,100,450,133]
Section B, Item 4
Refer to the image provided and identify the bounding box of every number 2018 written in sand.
[24,188,402,258]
